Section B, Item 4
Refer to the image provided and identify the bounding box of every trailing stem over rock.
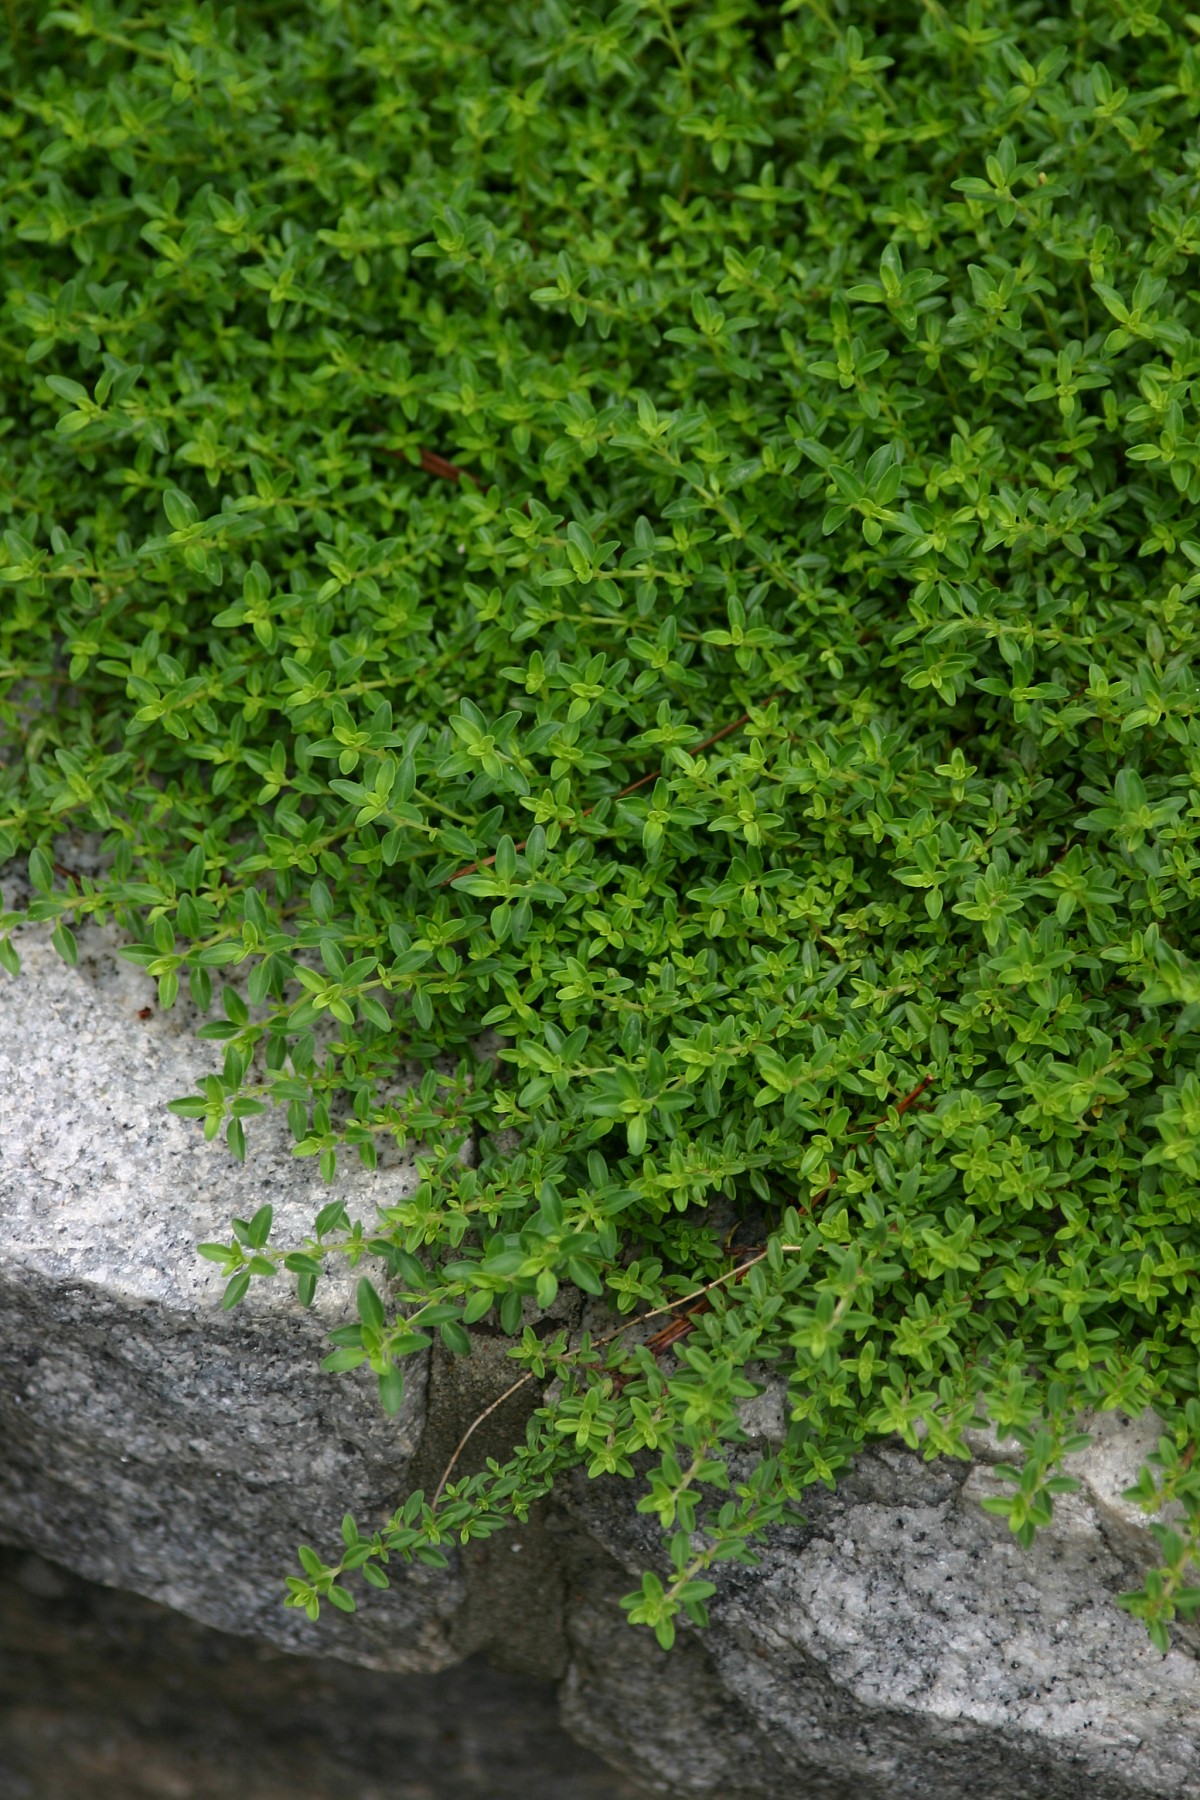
[2,0,1200,1673]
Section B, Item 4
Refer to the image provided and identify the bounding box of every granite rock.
[564,1405,1200,1799]
[0,910,456,1670]
[0,1543,652,1800]
[2,896,1199,1799]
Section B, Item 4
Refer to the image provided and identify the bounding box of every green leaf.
[51,922,78,965]
[356,1278,386,1330]
[245,1204,273,1249]
[378,1366,406,1414]
[5,3,1199,1671]
[440,1320,471,1356]
[164,488,199,529]
[222,1272,251,1310]
[28,847,53,894]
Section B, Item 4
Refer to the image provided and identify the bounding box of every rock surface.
[1,891,1198,1799]
[0,907,457,1672]
[565,1414,1200,1800]
[0,1543,652,1800]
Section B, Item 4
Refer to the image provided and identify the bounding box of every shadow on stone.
[0,1545,657,1800]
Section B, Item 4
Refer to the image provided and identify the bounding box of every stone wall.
[1,900,1197,1799]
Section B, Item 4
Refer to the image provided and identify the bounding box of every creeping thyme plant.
[6,0,1200,1654]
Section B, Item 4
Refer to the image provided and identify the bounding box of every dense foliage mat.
[4,0,1200,1654]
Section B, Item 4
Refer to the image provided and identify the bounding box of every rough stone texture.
[2,889,1199,1800]
[564,1407,1200,1800]
[0,1544,653,1800]
[0,907,457,1671]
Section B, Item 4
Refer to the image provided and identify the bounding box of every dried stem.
[429,1078,936,1495]
[432,1373,535,1504]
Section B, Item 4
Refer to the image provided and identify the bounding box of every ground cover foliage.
[4,0,1200,1655]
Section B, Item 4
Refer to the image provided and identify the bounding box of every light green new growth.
[3,0,1200,1654]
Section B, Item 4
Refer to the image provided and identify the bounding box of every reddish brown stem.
[375,441,485,491]
[871,1073,935,1140]
[418,447,484,490]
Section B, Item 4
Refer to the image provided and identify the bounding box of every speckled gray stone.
[562,1403,1200,1799]
[2,886,1199,1798]
[0,910,459,1670]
